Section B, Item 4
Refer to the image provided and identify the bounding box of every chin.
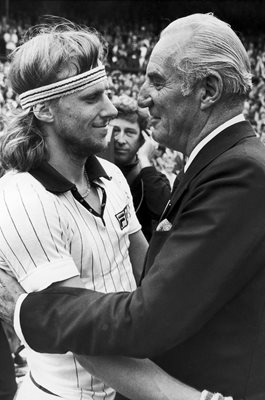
[114,156,129,166]
[79,142,107,158]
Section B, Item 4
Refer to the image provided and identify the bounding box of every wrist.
[200,390,233,400]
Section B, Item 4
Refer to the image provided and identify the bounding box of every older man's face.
[138,30,202,156]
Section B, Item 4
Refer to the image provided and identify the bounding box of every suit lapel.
[170,121,256,207]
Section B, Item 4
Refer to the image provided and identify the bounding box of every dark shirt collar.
[116,157,140,177]
[29,155,111,194]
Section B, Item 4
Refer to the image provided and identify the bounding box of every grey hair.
[1,17,106,172]
[162,13,253,97]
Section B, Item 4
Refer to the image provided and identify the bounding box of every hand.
[137,130,158,168]
[0,269,25,325]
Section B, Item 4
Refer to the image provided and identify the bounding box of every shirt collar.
[184,114,245,173]
[29,155,111,194]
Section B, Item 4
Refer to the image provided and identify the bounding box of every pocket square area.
[156,219,172,231]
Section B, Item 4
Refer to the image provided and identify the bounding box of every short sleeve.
[0,173,79,292]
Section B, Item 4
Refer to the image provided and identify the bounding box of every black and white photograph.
[0,1,264,399]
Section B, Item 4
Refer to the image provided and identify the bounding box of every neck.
[115,156,138,169]
[49,154,87,185]
[185,103,243,158]
[46,134,88,186]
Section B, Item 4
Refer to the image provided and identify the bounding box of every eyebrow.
[79,83,109,98]
[147,71,165,81]
[125,128,138,132]
[112,126,138,134]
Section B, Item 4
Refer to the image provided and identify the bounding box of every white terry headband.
[19,64,107,110]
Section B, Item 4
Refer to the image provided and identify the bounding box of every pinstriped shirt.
[0,156,140,400]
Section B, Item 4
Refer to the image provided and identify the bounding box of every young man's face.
[111,117,143,166]
[48,79,117,158]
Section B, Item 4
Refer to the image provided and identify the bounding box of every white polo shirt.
[0,156,140,400]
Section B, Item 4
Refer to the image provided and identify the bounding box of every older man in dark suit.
[0,12,263,400]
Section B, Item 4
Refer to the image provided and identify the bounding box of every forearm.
[76,354,200,400]
[129,230,148,285]
[20,159,265,358]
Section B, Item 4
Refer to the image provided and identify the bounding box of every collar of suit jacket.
[171,120,256,207]
[184,114,246,173]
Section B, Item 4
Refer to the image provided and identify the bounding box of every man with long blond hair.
[0,17,207,400]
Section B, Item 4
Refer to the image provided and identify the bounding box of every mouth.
[114,147,129,154]
[149,112,160,120]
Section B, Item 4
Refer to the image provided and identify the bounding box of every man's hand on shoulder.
[0,269,25,325]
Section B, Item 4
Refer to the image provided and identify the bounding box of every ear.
[33,103,54,123]
[200,72,223,111]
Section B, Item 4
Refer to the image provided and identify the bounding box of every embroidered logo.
[115,206,129,230]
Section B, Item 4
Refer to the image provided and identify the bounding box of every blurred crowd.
[0,15,265,174]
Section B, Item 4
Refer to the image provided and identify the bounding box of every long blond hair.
[0,17,106,172]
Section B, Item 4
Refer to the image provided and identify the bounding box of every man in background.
[111,94,171,241]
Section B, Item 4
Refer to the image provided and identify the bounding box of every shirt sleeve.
[0,175,79,292]
[13,293,28,344]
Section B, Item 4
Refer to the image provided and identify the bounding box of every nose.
[137,81,153,109]
[101,94,118,119]
[115,130,127,144]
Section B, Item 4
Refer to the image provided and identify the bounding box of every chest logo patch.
[115,205,129,230]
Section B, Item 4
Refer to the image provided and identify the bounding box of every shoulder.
[191,138,265,201]
[0,170,47,195]
[213,137,265,178]
[0,170,55,215]
[96,157,124,177]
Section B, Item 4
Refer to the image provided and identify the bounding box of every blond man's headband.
[19,64,107,110]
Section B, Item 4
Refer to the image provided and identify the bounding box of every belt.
[30,372,61,397]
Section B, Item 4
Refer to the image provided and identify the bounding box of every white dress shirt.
[184,114,245,173]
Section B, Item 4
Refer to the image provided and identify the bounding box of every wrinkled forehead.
[111,117,141,137]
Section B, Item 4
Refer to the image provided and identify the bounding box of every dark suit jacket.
[20,121,265,399]
[0,323,17,400]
